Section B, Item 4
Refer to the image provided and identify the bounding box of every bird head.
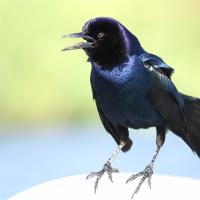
[62,17,143,68]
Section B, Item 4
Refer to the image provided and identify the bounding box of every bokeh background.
[1,0,200,199]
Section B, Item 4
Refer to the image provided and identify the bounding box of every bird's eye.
[97,32,105,40]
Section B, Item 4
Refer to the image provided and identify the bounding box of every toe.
[148,176,152,189]
[94,174,103,193]
[126,172,144,184]
[107,171,113,182]
[111,168,119,173]
[86,172,99,180]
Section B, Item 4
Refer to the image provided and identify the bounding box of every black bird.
[62,17,200,198]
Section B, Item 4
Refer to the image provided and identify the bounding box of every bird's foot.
[86,161,119,193]
[126,164,154,199]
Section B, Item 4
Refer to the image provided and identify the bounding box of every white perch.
[8,173,200,200]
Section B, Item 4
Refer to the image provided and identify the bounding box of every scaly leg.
[126,127,166,199]
[86,142,125,193]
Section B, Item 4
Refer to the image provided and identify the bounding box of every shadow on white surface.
[8,173,200,200]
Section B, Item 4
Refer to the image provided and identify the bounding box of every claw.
[148,175,152,189]
[107,170,113,182]
[86,161,119,193]
[126,164,154,199]
[104,161,119,183]
[86,171,100,180]
[126,172,143,183]
[94,173,103,193]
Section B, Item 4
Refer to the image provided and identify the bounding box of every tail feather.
[182,94,200,157]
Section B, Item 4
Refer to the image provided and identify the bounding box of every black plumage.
[63,17,200,198]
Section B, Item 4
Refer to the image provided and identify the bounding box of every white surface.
[8,173,200,200]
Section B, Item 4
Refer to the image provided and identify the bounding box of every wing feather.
[141,54,187,133]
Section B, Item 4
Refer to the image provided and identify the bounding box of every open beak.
[62,32,96,51]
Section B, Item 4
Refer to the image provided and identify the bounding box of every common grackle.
[62,17,200,198]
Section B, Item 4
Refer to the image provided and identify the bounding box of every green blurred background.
[1,1,200,198]
[1,0,200,124]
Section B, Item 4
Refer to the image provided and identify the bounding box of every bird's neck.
[124,28,146,56]
[89,53,128,70]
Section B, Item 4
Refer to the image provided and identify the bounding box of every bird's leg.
[86,142,125,193]
[126,128,165,199]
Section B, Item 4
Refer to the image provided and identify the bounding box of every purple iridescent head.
[63,17,143,67]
